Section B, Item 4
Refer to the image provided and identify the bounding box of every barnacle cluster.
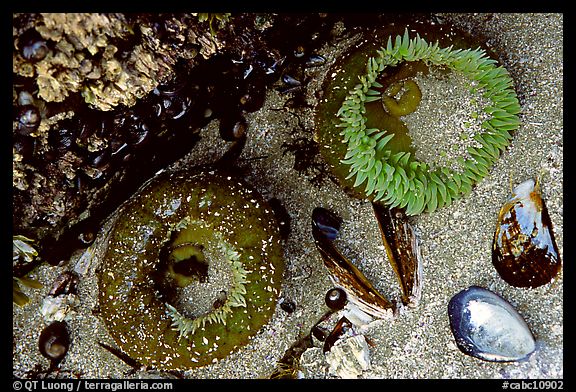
[317,29,521,215]
[15,13,152,110]
[13,13,220,111]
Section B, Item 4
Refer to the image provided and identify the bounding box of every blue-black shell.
[448,286,536,362]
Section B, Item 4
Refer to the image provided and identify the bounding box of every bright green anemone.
[333,29,521,215]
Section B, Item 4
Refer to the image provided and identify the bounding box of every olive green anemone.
[322,29,520,215]
[98,170,284,370]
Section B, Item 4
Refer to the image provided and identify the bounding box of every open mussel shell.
[372,203,423,307]
[448,286,536,362]
[311,207,394,319]
[322,316,354,353]
[492,179,562,288]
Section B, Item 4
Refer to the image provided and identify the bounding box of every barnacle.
[98,170,284,370]
[316,29,520,215]
[12,13,210,111]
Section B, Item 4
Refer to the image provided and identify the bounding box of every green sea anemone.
[98,170,284,370]
[317,29,521,215]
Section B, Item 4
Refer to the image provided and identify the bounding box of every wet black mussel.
[492,179,562,288]
[48,271,79,297]
[322,316,353,353]
[448,286,536,362]
[282,74,302,87]
[278,74,303,94]
[17,105,41,135]
[279,298,296,314]
[19,29,49,62]
[312,204,423,318]
[219,114,247,141]
[305,55,326,68]
[312,207,341,241]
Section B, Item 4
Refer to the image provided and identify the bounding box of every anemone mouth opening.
[155,235,234,321]
[367,60,493,175]
[169,244,210,284]
[365,60,436,157]
[153,220,249,338]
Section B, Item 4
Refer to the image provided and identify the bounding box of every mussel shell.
[372,203,423,307]
[312,207,394,319]
[17,105,41,135]
[281,74,302,87]
[323,316,353,353]
[492,179,561,288]
[23,40,49,62]
[19,29,50,62]
[305,55,326,68]
[448,286,536,362]
[279,298,296,313]
[219,115,247,141]
[39,321,70,363]
[311,207,341,241]
[48,271,79,297]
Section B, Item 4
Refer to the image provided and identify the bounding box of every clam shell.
[492,179,561,288]
[448,286,536,362]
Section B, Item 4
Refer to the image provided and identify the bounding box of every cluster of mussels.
[448,178,561,362]
[273,177,560,378]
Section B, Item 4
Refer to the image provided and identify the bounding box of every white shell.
[325,334,371,378]
[41,294,79,322]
